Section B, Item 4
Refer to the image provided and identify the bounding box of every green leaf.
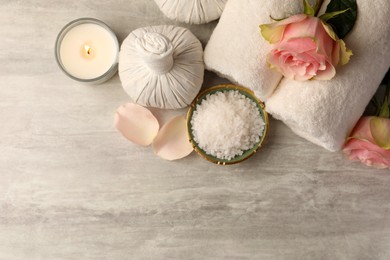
[379,96,390,118]
[370,96,381,116]
[385,75,390,105]
[303,0,315,16]
[319,9,350,22]
[325,0,357,39]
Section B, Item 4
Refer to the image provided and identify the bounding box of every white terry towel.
[266,0,390,151]
[204,0,307,101]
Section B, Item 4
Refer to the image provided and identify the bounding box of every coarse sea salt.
[191,90,265,161]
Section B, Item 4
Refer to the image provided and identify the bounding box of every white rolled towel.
[266,0,390,151]
[204,0,307,101]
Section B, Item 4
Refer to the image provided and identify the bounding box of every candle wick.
[84,45,91,55]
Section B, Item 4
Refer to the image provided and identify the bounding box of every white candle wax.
[57,19,118,82]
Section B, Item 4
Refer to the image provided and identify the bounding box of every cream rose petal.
[338,39,353,66]
[260,14,307,44]
[321,22,352,66]
[331,40,341,66]
[152,115,193,161]
[349,116,374,143]
[114,103,159,146]
[314,60,336,80]
[321,21,338,41]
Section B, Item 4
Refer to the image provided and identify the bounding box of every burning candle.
[55,18,119,84]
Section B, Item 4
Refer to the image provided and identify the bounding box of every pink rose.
[260,14,352,81]
[343,116,390,169]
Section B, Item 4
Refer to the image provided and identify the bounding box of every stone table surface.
[1,1,389,259]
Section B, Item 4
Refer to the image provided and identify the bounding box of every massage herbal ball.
[153,0,227,24]
[119,25,204,109]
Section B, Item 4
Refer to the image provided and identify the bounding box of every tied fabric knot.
[136,32,174,75]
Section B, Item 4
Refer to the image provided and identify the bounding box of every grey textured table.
[1,1,389,259]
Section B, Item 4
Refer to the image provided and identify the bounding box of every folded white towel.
[204,0,306,101]
[266,0,390,151]
[204,0,390,151]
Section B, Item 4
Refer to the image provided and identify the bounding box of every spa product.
[153,0,227,24]
[119,25,204,109]
[204,0,390,151]
[204,0,305,101]
[190,89,265,161]
[55,18,119,84]
[265,0,390,151]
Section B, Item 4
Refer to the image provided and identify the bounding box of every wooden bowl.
[187,84,269,165]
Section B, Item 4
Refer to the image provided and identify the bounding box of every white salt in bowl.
[187,84,269,165]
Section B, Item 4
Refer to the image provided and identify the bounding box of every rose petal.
[260,14,307,44]
[114,103,159,146]
[268,50,291,78]
[349,117,375,143]
[283,17,335,59]
[338,39,353,66]
[269,50,308,80]
[370,117,390,149]
[277,37,317,53]
[152,115,193,161]
[344,137,390,157]
[306,63,318,77]
[348,148,390,169]
[321,21,338,41]
[313,60,336,80]
[347,148,389,169]
[283,15,319,39]
[343,138,390,169]
[313,21,335,58]
[331,40,340,66]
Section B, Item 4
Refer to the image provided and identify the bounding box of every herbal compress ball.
[153,0,227,24]
[119,25,204,109]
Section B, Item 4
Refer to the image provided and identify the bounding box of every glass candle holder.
[55,18,119,84]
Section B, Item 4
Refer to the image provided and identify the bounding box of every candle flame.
[84,45,91,55]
